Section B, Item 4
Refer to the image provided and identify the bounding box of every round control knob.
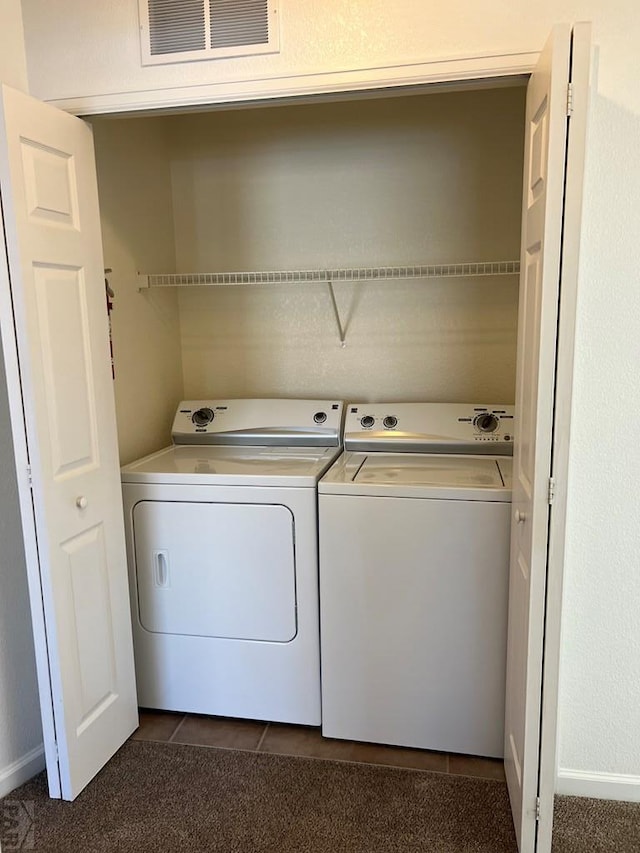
[192,407,214,427]
[76,496,88,510]
[474,413,499,433]
[383,416,398,430]
[313,411,328,424]
[515,509,526,524]
[360,415,375,429]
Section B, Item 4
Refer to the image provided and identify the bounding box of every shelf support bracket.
[327,280,347,347]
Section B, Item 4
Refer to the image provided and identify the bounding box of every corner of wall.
[92,115,184,464]
[0,0,29,91]
[0,747,45,799]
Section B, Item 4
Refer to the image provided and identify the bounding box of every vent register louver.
[139,0,279,65]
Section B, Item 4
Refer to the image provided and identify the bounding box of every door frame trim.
[41,50,537,116]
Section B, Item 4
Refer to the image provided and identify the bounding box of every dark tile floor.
[131,710,505,782]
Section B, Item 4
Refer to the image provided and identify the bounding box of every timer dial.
[474,413,499,433]
[192,407,215,427]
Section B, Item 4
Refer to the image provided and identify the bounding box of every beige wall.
[0,0,27,90]
[171,88,524,403]
[21,0,537,108]
[91,118,184,464]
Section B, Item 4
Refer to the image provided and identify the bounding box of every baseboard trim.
[0,746,45,799]
[557,768,640,802]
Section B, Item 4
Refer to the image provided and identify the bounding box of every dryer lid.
[121,444,342,487]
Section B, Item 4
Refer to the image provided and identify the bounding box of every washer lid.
[319,452,511,501]
[121,444,342,486]
[354,455,504,488]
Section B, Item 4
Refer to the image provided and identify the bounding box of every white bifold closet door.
[0,84,138,801]
[504,23,590,853]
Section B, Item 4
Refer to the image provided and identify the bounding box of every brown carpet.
[5,742,637,852]
[552,794,640,853]
[4,740,518,852]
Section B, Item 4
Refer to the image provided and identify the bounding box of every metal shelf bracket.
[327,280,347,347]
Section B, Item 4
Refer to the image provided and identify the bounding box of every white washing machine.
[318,402,514,757]
[121,398,343,726]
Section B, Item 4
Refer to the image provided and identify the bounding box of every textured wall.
[20,0,542,104]
[171,88,524,403]
[91,117,184,464]
[556,84,640,786]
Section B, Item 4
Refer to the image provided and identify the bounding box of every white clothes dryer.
[318,402,514,757]
[121,398,343,726]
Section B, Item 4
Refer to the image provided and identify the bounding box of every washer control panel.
[344,403,515,454]
[172,399,344,447]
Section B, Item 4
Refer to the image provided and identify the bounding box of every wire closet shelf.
[137,260,520,289]
[137,260,521,346]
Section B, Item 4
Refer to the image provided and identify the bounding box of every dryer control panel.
[172,399,344,447]
[344,402,515,455]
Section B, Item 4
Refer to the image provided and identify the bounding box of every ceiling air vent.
[139,0,279,66]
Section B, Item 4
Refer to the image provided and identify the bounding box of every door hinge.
[26,464,33,488]
[535,796,541,821]
[548,476,556,505]
[566,82,574,117]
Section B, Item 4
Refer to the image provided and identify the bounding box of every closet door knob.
[76,496,88,509]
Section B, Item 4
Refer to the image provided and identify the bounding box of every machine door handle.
[154,551,170,588]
